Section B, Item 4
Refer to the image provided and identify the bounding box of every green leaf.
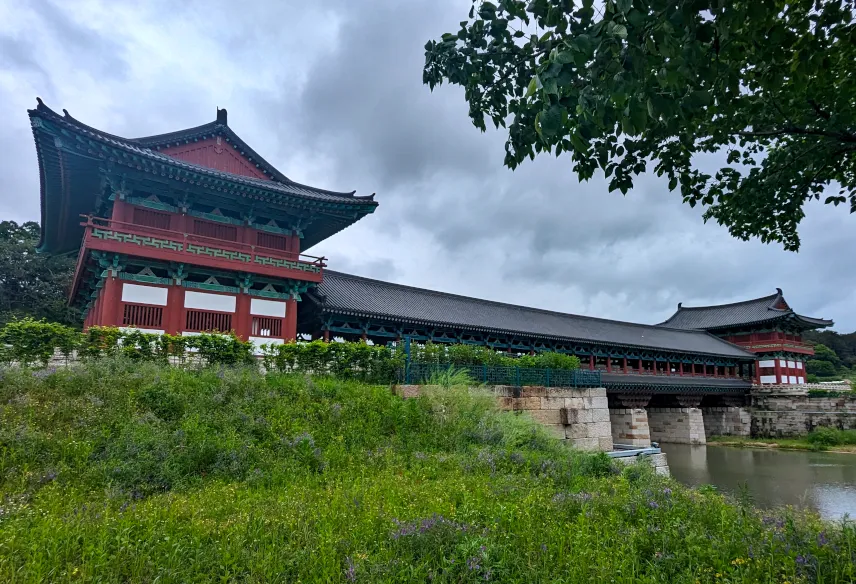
[539,104,567,138]
[613,25,628,40]
[526,76,539,97]
[616,0,632,13]
[555,51,574,65]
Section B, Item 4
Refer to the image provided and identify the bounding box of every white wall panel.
[120,327,165,335]
[758,359,775,368]
[779,359,787,367]
[796,362,803,370]
[798,377,805,384]
[250,298,286,317]
[121,283,168,306]
[788,376,797,384]
[250,336,284,355]
[787,360,796,368]
[184,291,236,312]
[760,375,777,384]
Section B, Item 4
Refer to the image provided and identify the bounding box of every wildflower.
[648,500,659,509]
[344,556,356,582]
[818,531,828,547]
[796,555,806,565]
[414,452,427,460]
[467,556,480,571]
[662,487,672,496]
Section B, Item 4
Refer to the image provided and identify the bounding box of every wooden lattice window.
[132,207,172,230]
[251,316,283,337]
[185,310,232,333]
[123,304,164,328]
[193,219,237,241]
[256,231,288,251]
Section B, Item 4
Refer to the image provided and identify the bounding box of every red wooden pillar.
[638,359,643,374]
[606,357,612,373]
[589,355,594,371]
[99,276,123,327]
[774,358,783,384]
[323,329,330,342]
[679,362,684,376]
[164,284,185,335]
[284,299,298,341]
[233,293,252,341]
[690,363,696,377]
[666,361,671,376]
[622,357,628,374]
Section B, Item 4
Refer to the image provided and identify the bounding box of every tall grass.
[0,358,853,583]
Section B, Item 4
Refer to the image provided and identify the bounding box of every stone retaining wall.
[751,388,856,437]
[395,385,613,451]
[614,452,670,476]
[609,408,651,447]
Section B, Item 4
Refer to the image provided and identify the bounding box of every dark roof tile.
[659,289,832,330]
[313,271,756,359]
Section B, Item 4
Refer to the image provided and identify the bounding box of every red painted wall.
[158,137,270,181]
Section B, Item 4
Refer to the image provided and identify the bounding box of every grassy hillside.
[0,360,853,583]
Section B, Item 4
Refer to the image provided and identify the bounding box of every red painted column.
[679,362,684,376]
[323,329,330,342]
[606,357,612,373]
[589,355,594,371]
[666,361,671,376]
[637,359,643,374]
[164,284,185,335]
[774,358,783,385]
[690,363,696,377]
[99,276,123,327]
[622,357,628,374]
[284,299,298,341]
[234,293,252,341]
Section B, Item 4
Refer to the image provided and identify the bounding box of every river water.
[661,443,856,520]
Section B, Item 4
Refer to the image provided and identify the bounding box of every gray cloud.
[0,0,852,331]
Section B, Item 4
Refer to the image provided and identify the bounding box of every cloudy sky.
[1,0,853,331]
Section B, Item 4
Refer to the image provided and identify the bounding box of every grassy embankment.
[709,429,856,453]
[1,359,854,583]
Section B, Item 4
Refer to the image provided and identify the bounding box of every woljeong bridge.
[28,101,833,448]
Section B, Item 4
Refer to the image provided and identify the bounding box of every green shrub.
[0,317,79,366]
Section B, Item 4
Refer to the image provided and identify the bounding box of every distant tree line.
[803,330,856,382]
[0,221,80,327]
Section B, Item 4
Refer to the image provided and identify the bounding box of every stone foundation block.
[571,437,600,451]
[541,396,567,410]
[520,386,546,398]
[529,409,562,425]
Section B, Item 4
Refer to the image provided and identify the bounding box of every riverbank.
[709,432,856,453]
[2,359,854,582]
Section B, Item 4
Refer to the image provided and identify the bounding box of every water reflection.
[661,443,856,520]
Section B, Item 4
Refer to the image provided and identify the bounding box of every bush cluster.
[0,318,255,367]
[0,319,583,381]
[806,426,856,448]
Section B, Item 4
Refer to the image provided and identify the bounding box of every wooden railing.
[81,216,326,277]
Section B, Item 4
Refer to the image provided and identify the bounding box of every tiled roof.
[311,271,757,359]
[658,289,833,331]
[28,99,378,206]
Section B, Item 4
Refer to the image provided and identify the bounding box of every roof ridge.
[30,99,375,205]
[323,270,739,338]
[670,290,784,312]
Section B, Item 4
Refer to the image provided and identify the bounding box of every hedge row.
[0,318,581,381]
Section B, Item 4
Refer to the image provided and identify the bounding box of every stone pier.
[609,395,652,447]
[702,397,751,437]
[648,396,706,445]
[395,385,613,451]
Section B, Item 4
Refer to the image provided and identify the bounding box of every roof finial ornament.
[677,302,682,309]
[216,107,228,126]
[776,287,783,295]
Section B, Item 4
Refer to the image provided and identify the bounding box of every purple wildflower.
[344,557,356,582]
[648,500,659,509]
[662,487,672,497]
[796,555,806,565]
[467,556,480,571]
[541,544,547,552]
[818,531,828,547]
